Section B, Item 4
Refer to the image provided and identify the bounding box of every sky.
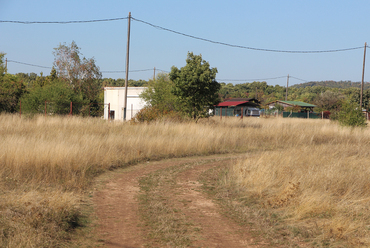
[1,0,370,86]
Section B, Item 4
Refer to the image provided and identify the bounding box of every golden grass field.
[0,114,369,247]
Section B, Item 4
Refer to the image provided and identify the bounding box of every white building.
[103,87,147,121]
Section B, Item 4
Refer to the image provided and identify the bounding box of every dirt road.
[92,155,260,247]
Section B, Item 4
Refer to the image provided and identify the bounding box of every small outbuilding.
[267,100,316,113]
[104,87,147,121]
[214,98,260,117]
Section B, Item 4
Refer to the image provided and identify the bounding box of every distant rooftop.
[277,101,316,107]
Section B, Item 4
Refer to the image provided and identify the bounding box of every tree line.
[1,41,370,119]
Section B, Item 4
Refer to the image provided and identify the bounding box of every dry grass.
[0,114,270,247]
[225,118,370,247]
[1,114,369,247]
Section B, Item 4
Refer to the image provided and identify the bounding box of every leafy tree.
[0,53,25,113]
[314,90,345,112]
[170,52,220,121]
[21,80,82,115]
[0,74,25,113]
[140,73,180,112]
[0,53,6,75]
[53,41,102,103]
[335,100,366,127]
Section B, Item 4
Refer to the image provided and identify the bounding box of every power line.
[217,76,287,82]
[8,60,306,82]
[218,75,308,83]
[1,15,364,53]
[101,69,153,73]
[289,76,307,82]
[131,17,363,54]
[7,60,52,69]
[7,60,167,74]
[100,69,169,73]
[0,17,128,24]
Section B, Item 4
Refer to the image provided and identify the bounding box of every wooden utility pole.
[285,74,289,101]
[360,42,367,109]
[123,12,131,121]
[153,67,156,81]
[5,58,7,74]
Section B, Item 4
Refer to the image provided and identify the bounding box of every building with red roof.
[214,98,260,117]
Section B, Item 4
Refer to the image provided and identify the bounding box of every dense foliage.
[2,47,370,120]
[335,100,367,127]
[170,52,221,121]
[0,53,25,113]
[140,73,180,113]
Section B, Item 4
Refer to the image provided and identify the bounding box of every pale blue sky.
[1,0,370,86]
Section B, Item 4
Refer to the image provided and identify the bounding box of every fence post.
[241,107,243,120]
[131,104,133,120]
[69,102,73,116]
[307,111,309,119]
[20,100,21,118]
[220,107,222,120]
[45,101,47,117]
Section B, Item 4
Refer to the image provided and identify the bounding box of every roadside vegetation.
[1,114,369,247]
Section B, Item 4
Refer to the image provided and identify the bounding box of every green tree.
[0,53,6,75]
[140,73,180,112]
[21,80,82,115]
[335,100,366,127]
[314,90,345,112]
[170,52,220,121]
[53,41,102,103]
[0,53,25,113]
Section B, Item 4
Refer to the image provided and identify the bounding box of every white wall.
[104,87,147,121]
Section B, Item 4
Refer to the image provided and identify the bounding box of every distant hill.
[292,81,370,90]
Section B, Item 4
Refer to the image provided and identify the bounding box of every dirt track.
[92,155,260,247]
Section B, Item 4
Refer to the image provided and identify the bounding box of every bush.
[335,101,367,127]
[21,80,82,115]
[130,106,187,123]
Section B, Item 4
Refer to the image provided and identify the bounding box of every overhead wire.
[7,60,52,69]
[217,76,287,82]
[7,60,307,81]
[7,60,160,74]
[0,15,364,53]
[131,17,363,54]
[2,15,362,83]
[8,59,304,82]
[289,76,307,82]
[0,17,128,24]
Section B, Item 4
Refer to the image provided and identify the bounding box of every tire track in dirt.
[92,155,258,247]
[173,161,259,247]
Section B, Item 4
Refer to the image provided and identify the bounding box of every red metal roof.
[216,101,248,107]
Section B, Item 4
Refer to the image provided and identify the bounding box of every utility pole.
[360,42,367,109]
[123,12,131,121]
[5,58,7,74]
[153,67,156,81]
[285,74,289,101]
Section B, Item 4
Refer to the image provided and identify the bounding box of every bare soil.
[91,155,260,247]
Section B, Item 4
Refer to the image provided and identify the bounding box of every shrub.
[130,106,187,123]
[335,101,367,127]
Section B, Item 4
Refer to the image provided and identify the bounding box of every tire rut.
[92,155,256,247]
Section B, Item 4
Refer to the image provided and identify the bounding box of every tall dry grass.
[0,114,280,247]
[1,114,369,246]
[226,118,370,246]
